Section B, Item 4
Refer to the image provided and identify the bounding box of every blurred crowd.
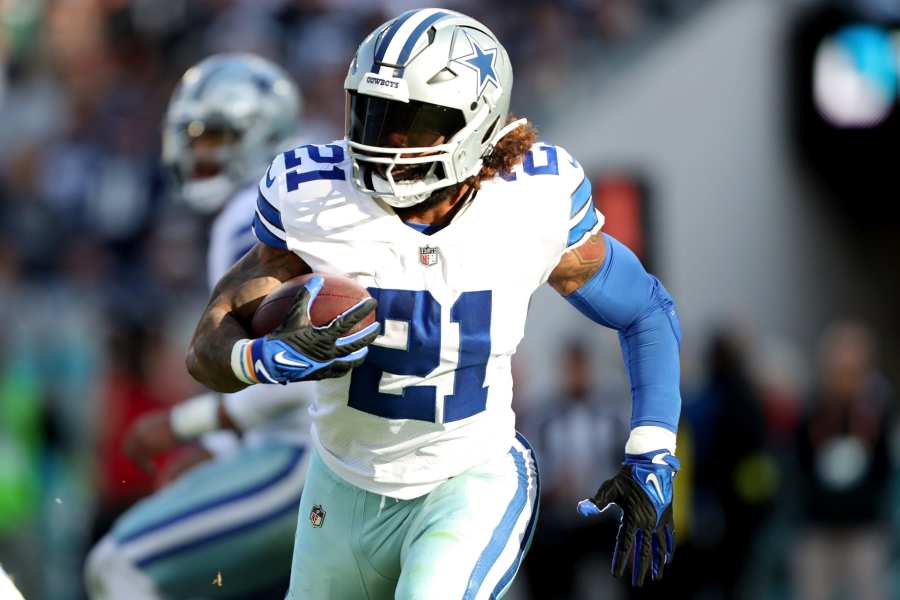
[516,319,899,600]
[2,1,898,599]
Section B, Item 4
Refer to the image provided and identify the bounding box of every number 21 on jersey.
[348,289,491,423]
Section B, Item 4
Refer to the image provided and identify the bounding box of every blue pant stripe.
[134,492,300,568]
[490,433,541,598]
[462,443,530,600]
[118,448,304,544]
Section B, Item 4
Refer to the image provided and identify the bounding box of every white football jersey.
[209,184,314,448]
[207,185,258,290]
[254,140,603,498]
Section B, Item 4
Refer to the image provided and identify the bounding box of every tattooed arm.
[186,243,310,393]
[547,232,607,295]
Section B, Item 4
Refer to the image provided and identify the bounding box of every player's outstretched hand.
[576,451,680,586]
[241,275,380,384]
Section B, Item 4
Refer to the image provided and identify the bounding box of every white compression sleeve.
[170,393,221,440]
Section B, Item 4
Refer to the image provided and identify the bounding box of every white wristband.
[625,426,677,455]
[170,394,221,440]
[231,339,256,385]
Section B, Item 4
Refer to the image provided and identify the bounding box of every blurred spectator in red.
[89,321,167,543]
[792,321,894,600]
[523,339,628,599]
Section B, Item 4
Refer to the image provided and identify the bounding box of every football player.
[85,54,315,599]
[187,9,682,598]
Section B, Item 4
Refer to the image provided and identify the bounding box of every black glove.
[577,450,680,586]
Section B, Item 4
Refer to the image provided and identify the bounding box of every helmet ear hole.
[427,68,457,84]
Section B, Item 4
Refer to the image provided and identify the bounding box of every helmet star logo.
[454,34,499,98]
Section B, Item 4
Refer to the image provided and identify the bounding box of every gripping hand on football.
[233,275,379,385]
[577,450,680,586]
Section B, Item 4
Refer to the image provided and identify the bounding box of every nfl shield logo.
[419,246,439,267]
[309,504,326,528]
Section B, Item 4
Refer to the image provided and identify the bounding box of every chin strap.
[485,118,528,155]
[496,118,528,141]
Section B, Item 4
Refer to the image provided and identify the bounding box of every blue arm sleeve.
[564,234,681,431]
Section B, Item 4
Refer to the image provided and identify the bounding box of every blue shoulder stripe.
[256,191,284,232]
[373,10,417,66]
[570,177,592,218]
[567,206,599,247]
[253,215,287,250]
[396,11,450,70]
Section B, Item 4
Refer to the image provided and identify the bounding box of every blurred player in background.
[187,9,682,598]
[85,54,314,600]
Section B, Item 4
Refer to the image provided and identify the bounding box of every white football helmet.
[163,53,301,213]
[344,9,516,208]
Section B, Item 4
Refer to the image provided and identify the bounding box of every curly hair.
[410,116,539,211]
[468,115,539,190]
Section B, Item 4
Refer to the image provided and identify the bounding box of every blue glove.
[237,275,380,385]
[577,450,679,586]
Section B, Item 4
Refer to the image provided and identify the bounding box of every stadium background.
[1,0,899,598]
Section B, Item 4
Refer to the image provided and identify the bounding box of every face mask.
[181,175,234,214]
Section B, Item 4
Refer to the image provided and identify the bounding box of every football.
[250,273,376,337]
